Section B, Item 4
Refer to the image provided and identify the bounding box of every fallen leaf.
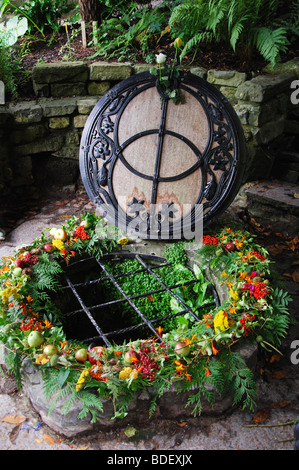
[270,400,291,409]
[177,421,187,427]
[124,426,137,438]
[35,439,42,444]
[77,445,89,450]
[268,370,288,379]
[252,408,270,423]
[43,434,55,445]
[9,425,20,443]
[1,414,27,425]
[293,193,299,199]
[292,270,299,283]
[269,354,281,364]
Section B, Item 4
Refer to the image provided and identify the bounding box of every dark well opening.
[53,252,220,347]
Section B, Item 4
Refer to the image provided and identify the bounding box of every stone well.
[18,239,258,438]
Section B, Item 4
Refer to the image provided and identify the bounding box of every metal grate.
[58,252,220,346]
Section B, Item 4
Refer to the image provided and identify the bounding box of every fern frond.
[254,26,289,66]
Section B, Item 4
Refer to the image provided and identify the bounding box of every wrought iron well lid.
[79,70,246,240]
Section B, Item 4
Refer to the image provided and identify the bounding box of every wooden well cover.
[79,71,246,240]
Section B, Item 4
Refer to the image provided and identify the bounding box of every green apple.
[43,344,58,357]
[75,348,88,362]
[174,341,190,357]
[27,331,44,347]
[13,267,23,277]
[80,220,90,229]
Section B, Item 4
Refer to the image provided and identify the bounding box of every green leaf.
[57,367,70,388]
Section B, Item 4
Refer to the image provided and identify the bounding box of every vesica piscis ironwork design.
[79,71,246,240]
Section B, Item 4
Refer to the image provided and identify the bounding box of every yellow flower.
[214,310,229,334]
[229,288,240,301]
[0,287,19,304]
[35,354,50,365]
[76,369,90,392]
[174,37,183,49]
[52,239,65,251]
[239,272,247,279]
[119,367,138,380]
[235,240,243,249]
[117,237,129,245]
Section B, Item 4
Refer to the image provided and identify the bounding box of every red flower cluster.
[136,341,169,381]
[74,225,90,240]
[22,252,39,265]
[20,317,43,331]
[250,281,269,301]
[89,363,108,382]
[249,251,265,261]
[201,235,218,245]
[239,313,256,337]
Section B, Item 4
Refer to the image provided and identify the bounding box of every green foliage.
[169,0,290,66]
[20,0,74,34]
[98,242,212,332]
[0,16,28,98]
[92,3,170,61]
[42,367,104,422]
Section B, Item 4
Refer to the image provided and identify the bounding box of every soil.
[15,22,299,100]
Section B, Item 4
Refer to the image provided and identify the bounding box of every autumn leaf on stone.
[252,408,270,424]
[0,414,27,425]
[43,434,55,445]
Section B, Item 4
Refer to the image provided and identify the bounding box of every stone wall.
[0,59,298,202]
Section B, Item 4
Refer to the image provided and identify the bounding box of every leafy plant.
[169,0,290,66]
[92,3,169,61]
[0,16,29,98]
[19,0,74,34]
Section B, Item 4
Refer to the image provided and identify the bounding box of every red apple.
[225,243,235,252]
[43,243,54,253]
[124,350,140,365]
[88,346,105,364]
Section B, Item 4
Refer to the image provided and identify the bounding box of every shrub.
[169,0,290,67]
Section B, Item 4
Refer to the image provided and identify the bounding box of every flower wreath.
[0,214,292,421]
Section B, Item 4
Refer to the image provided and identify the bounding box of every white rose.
[155,53,167,64]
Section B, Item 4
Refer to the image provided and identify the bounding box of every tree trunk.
[78,0,102,22]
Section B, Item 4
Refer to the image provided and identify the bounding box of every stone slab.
[245,180,299,234]
[207,69,246,87]
[33,61,89,84]
[236,73,296,103]
[40,98,77,117]
[89,62,132,81]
